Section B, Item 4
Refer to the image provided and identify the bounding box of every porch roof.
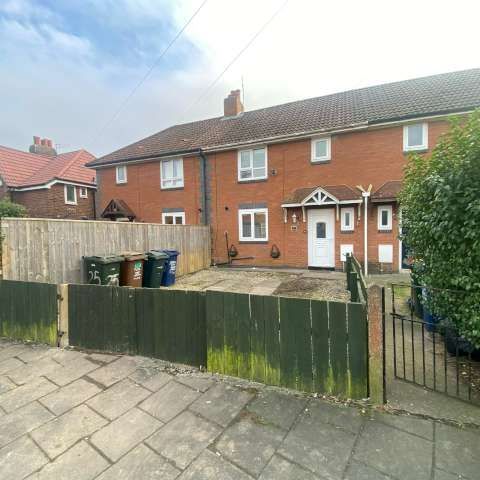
[101,199,136,220]
[371,180,402,202]
[281,185,362,207]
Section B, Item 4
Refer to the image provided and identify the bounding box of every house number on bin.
[133,262,143,280]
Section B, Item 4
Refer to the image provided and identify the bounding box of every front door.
[308,209,335,268]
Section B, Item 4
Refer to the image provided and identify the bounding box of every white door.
[308,209,335,267]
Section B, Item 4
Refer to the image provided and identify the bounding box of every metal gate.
[389,283,479,405]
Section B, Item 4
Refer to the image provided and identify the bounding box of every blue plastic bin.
[161,250,180,286]
[422,288,439,332]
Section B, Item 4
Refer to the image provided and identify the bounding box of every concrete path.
[0,339,478,480]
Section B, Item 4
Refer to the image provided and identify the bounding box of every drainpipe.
[198,150,209,225]
[362,191,370,276]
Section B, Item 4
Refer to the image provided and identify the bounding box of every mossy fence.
[0,272,384,401]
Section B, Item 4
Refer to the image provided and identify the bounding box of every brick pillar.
[367,284,385,404]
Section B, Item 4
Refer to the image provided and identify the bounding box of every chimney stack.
[223,89,244,117]
[29,136,57,156]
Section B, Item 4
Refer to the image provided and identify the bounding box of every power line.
[89,0,208,148]
[176,0,289,124]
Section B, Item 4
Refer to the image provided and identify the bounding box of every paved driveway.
[0,339,478,480]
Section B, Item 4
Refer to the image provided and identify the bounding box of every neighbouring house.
[87,69,480,273]
[0,137,96,219]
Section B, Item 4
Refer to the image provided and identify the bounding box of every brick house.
[0,137,96,219]
[88,69,480,273]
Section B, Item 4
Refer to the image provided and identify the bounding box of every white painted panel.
[340,244,354,262]
[378,244,393,263]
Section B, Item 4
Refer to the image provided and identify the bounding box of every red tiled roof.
[283,185,362,204]
[371,180,403,201]
[0,146,96,188]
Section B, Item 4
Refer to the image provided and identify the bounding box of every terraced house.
[88,69,480,273]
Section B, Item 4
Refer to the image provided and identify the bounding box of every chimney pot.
[46,139,53,148]
[29,136,57,156]
[223,89,244,117]
[41,138,47,146]
[33,136,40,145]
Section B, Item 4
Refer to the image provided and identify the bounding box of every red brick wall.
[11,184,95,219]
[95,157,202,224]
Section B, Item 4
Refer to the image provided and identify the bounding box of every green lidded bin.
[143,250,169,288]
[84,255,124,286]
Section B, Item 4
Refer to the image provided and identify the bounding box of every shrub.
[400,111,480,347]
[0,199,27,218]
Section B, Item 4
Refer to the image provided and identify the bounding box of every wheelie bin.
[119,252,146,287]
[84,255,123,286]
[160,250,180,286]
[143,250,169,288]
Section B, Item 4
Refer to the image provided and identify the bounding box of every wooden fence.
[0,279,58,345]
[0,217,211,284]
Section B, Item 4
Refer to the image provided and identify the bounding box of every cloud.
[1,0,480,159]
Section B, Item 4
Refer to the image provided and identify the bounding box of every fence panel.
[1,218,211,284]
[206,291,368,398]
[0,280,57,345]
[68,284,137,353]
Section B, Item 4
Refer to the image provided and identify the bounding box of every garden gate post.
[367,284,386,404]
[57,284,69,348]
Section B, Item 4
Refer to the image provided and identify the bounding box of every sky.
[1,0,479,158]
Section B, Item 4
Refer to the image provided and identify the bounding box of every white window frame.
[160,158,184,189]
[79,187,88,198]
[341,207,354,231]
[403,123,428,152]
[64,184,77,205]
[162,212,185,225]
[116,165,127,184]
[378,205,393,231]
[311,136,331,162]
[237,147,268,182]
[238,208,268,242]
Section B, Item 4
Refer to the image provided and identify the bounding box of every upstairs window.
[161,158,184,189]
[341,207,354,231]
[64,185,77,205]
[378,205,393,231]
[116,165,127,184]
[403,123,428,151]
[238,148,267,181]
[311,137,331,162]
[239,208,268,241]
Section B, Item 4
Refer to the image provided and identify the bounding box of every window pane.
[252,149,265,168]
[315,140,327,158]
[174,216,183,225]
[66,186,75,202]
[117,166,125,181]
[254,212,266,238]
[344,212,350,227]
[164,215,173,225]
[240,151,251,168]
[242,214,252,237]
[253,167,266,178]
[240,169,252,179]
[316,222,326,238]
[408,124,424,147]
[381,210,389,226]
[162,160,173,178]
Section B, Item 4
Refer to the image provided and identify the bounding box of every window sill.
[115,182,127,186]
[237,178,268,184]
[160,186,185,191]
[378,229,392,233]
[239,240,269,244]
[403,148,428,155]
[310,159,331,165]
[65,202,77,206]
[340,230,354,234]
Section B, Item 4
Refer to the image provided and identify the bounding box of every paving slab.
[87,378,151,420]
[0,375,16,395]
[247,390,307,431]
[278,411,357,479]
[433,468,464,480]
[178,450,254,480]
[29,440,109,480]
[7,357,60,385]
[344,461,392,480]
[46,357,99,386]
[0,357,24,375]
[0,435,48,480]
[435,423,480,479]
[0,376,57,413]
[87,352,119,364]
[86,356,142,388]
[373,411,434,440]
[31,404,108,459]
[175,374,214,393]
[15,346,55,363]
[129,367,172,391]
[147,410,221,469]
[0,344,31,362]
[354,421,433,480]
[215,417,284,477]
[97,443,181,480]
[259,455,320,480]
[40,378,101,416]
[52,348,87,366]
[0,401,54,448]
[91,407,162,462]
[140,381,200,422]
[189,383,255,427]
[304,399,364,434]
